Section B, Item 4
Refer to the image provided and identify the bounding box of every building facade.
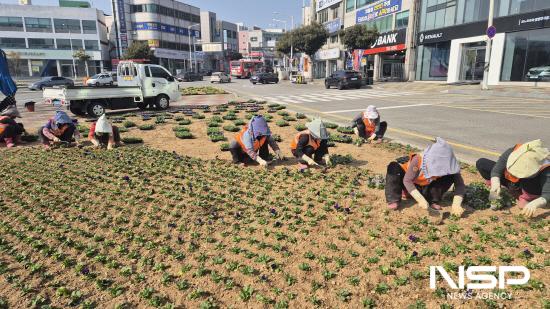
[312,0,346,79]
[415,0,550,86]
[0,3,109,79]
[115,0,202,73]
[200,11,238,72]
[238,27,285,68]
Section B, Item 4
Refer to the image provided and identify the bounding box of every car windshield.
[91,74,101,79]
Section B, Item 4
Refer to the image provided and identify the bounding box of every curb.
[447,89,550,100]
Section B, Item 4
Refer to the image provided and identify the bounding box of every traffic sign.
[487,26,497,39]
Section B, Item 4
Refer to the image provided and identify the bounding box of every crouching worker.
[0,105,25,148]
[89,114,123,150]
[229,115,283,167]
[351,105,387,143]
[385,137,465,217]
[291,119,330,169]
[39,111,81,149]
[476,140,549,218]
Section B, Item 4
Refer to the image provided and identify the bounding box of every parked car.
[176,72,203,82]
[106,71,118,82]
[28,76,74,90]
[526,66,550,81]
[250,72,279,84]
[210,72,231,83]
[86,73,114,87]
[325,70,362,90]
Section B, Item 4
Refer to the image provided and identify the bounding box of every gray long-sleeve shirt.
[351,113,381,133]
[492,146,550,201]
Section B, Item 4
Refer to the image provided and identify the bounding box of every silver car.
[86,73,114,87]
[210,72,231,83]
[28,76,74,90]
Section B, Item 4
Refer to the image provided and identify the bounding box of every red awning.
[362,44,406,55]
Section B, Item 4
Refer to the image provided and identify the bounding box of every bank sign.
[317,0,342,12]
[356,0,402,24]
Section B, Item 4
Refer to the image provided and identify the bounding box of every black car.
[250,73,279,84]
[28,76,74,90]
[325,70,362,90]
[176,72,203,82]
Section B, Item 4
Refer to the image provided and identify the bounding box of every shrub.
[296,113,307,119]
[77,124,89,136]
[122,121,136,128]
[210,116,223,123]
[294,124,307,131]
[330,154,354,166]
[234,119,246,126]
[267,103,280,108]
[155,116,166,124]
[207,122,220,128]
[178,119,192,125]
[223,125,240,132]
[337,126,354,134]
[172,126,190,132]
[325,122,338,129]
[220,143,231,151]
[209,133,226,142]
[20,134,39,142]
[222,114,237,121]
[192,113,205,119]
[121,137,143,144]
[329,134,353,144]
[117,127,129,133]
[277,111,289,116]
[272,134,282,142]
[276,120,289,127]
[138,124,155,130]
[283,116,296,122]
[175,131,193,139]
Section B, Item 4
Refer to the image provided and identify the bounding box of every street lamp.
[62,22,77,79]
[273,17,294,70]
[188,23,200,73]
[481,0,495,90]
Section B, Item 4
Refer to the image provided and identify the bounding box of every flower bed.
[182,86,227,96]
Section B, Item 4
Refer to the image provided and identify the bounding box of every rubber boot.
[4,137,15,148]
[517,190,540,209]
[387,202,399,210]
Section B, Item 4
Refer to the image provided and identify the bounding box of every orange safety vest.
[399,153,439,187]
[235,125,267,152]
[290,130,321,151]
[0,116,9,136]
[505,143,550,182]
[362,113,376,136]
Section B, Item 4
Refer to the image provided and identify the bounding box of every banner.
[324,18,341,34]
[316,0,342,12]
[133,22,200,37]
[356,0,402,24]
[116,0,128,50]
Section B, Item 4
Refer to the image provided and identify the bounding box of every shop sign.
[314,48,341,60]
[370,28,406,49]
[154,48,190,60]
[4,48,101,60]
[116,0,128,50]
[317,0,342,12]
[324,18,341,34]
[133,22,201,37]
[417,8,550,45]
[363,44,405,55]
[147,39,159,48]
[356,0,402,24]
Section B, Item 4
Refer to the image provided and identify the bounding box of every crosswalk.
[254,89,419,105]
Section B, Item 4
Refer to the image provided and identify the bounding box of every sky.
[0,0,307,29]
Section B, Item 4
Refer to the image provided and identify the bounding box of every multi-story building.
[200,11,238,72]
[113,0,202,73]
[414,0,550,86]
[239,27,285,67]
[310,0,345,78]
[0,3,109,79]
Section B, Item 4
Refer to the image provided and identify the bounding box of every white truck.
[43,61,180,117]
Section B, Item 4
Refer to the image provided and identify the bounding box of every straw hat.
[507,139,550,178]
[95,114,113,134]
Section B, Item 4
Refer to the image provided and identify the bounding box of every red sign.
[362,44,406,55]
[111,58,150,66]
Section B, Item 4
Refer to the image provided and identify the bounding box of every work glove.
[451,195,465,217]
[353,127,359,136]
[256,157,268,167]
[323,154,331,167]
[275,150,284,160]
[410,189,429,210]
[522,197,546,218]
[301,154,318,166]
[367,133,376,141]
[91,139,100,147]
[489,177,501,201]
[52,136,61,143]
[107,143,114,150]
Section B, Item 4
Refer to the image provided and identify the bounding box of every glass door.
[460,43,486,81]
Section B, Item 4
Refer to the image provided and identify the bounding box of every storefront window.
[421,0,457,31]
[498,0,550,17]
[30,60,57,77]
[416,41,451,80]
[396,11,409,29]
[501,28,550,82]
[7,58,28,78]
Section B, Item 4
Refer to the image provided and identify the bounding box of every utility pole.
[481,0,495,90]
[111,0,121,59]
[290,15,294,71]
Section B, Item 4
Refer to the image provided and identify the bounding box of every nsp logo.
[430,266,530,290]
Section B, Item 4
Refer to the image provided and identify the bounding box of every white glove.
[301,154,317,166]
[275,150,283,160]
[451,195,464,217]
[410,190,429,210]
[256,157,268,167]
[91,139,100,147]
[52,136,61,142]
[489,177,501,201]
[107,143,114,150]
[367,133,376,141]
[323,154,331,166]
[353,127,359,136]
[522,197,546,218]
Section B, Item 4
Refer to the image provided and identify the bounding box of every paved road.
[216,79,550,164]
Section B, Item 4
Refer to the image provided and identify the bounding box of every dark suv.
[250,72,279,84]
[176,72,203,82]
[325,70,362,90]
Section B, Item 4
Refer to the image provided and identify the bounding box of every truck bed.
[43,86,143,101]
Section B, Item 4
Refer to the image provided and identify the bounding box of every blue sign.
[356,0,402,24]
[487,25,497,38]
[116,0,128,50]
[324,18,341,34]
[133,22,200,38]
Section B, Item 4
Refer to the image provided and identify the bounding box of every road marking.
[287,95,316,103]
[442,105,550,120]
[324,103,436,114]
